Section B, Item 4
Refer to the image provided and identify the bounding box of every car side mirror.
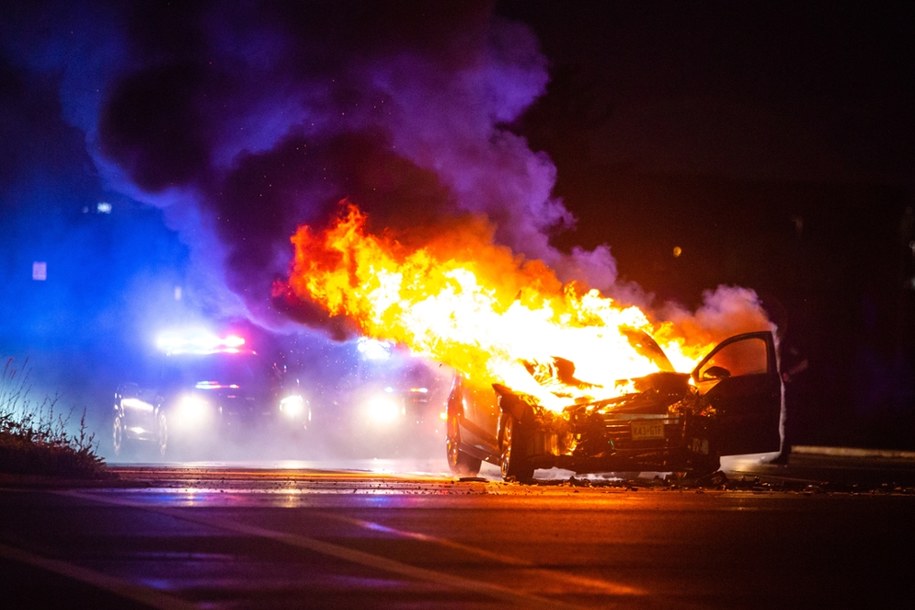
[701,365,731,381]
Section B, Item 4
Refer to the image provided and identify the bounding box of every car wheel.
[446,410,482,477]
[112,414,126,457]
[156,411,169,457]
[500,415,534,483]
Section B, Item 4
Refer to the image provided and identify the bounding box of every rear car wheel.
[500,415,534,483]
[446,411,482,477]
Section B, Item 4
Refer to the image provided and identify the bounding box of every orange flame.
[286,201,712,412]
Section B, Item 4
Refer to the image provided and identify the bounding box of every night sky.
[503,1,915,447]
[1,1,913,448]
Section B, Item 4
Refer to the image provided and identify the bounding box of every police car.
[111,329,309,458]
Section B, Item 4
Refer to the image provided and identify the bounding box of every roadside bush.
[0,356,107,478]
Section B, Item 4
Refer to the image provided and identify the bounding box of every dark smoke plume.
[1,0,767,344]
[9,0,604,334]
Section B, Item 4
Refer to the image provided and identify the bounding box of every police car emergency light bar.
[156,328,246,355]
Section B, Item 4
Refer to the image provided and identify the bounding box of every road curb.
[793,445,915,460]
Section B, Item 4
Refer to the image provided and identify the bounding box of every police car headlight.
[364,392,404,426]
[279,394,309,420]
[174,394,211,428]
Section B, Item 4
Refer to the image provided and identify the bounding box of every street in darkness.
[1,452,913,609]
[2,5,915,608]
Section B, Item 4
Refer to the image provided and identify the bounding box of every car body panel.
[447,375,501,462]
[691,331,781,456]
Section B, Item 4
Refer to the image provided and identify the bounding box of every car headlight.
[279,394,310,420]
[173,394,212,429]
[364,392,404,426]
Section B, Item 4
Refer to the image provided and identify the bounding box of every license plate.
[631,420,665,440]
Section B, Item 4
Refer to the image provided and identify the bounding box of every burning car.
[445,330,782,482]
[279,202,782,476]
[111,330,310,458]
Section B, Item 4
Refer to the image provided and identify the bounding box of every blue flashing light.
[156,328,247,355]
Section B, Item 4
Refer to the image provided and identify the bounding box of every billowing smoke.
[2,0,769,347]
[659,285,777,347]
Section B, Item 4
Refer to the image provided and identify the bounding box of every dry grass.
[0,356,107,478]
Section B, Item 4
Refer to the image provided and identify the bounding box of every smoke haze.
[0,2,777,464]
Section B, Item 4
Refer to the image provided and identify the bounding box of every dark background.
[499,1,915,449]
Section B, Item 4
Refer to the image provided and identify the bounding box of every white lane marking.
[326,513,645,597]
[61,491,591,609]
[0,542,198,610]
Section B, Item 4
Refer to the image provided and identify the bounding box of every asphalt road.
[1,450,914,609]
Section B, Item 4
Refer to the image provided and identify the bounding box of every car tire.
[500,414,534,483]
[446,411,482,477]
[156,411,169,457]
[112,414,126,457]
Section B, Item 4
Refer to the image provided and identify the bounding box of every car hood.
[566,371,690,415]
[494,370,691,422]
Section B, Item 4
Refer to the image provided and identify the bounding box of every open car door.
[692,331,782,456]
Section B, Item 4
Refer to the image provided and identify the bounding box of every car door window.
[697,335,769,380]
[692,332,781,455]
